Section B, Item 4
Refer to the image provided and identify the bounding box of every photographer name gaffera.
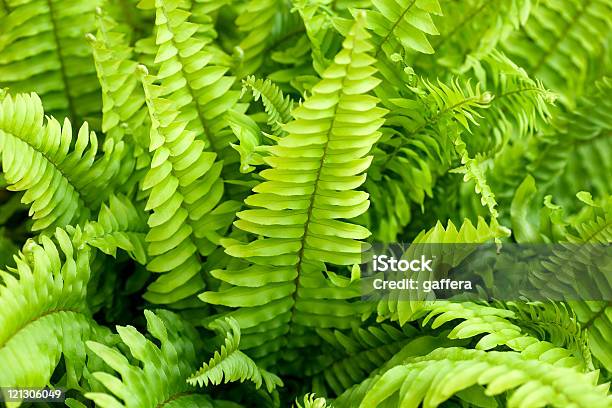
[370,255,473,293]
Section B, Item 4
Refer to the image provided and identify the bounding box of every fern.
[81,194,148,265]
[0,1,610,407]
[502,0,612,106]
[366,77,493,241]
[311,323,420,395]
[137,68,225,305]
[356,347,610,407]
[0,91,126,232]
[376,217,510,324]
[294,393,329,408]
[0,0,101,125]
[528,77,611,204]
[242,75,294,136]
[0,229,104,400]
[201,12,385,361]
[88,7,151,159]
[139,0,240,157]
[422,301,591,369]
[233,0,297,78]
[412,0,533,72]
[366,0,442,58]
[188,317,282,392]
[85,309,213,407]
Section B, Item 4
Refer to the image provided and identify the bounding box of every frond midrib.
[431,0,492,50]
[531,0,594,73]
[289,41,356,325]
[374,0,418,59]
[156,391,198,408]
[0,307,85,350]
[0,129,91,212]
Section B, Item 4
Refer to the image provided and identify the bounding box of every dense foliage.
[0,0,610,407]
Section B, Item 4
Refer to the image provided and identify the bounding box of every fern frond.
[0,91,126,232]
[242,75,294,136]
[85,309,214,408]
[505,301,593,369]
[473,51,556,152]
[234,0,295,78]
[200,13,386,360]
[423,301,589,370]
[366,77,492,241]
[0,0,101,125]
[141,0,240,156]
[529,196,612,370]
[137,69,226,305]
[357,347,610,408]
[187,317,282,392]
[413,0,533,72]
[312,323,419,395]
[88,9,150,146]
[81,194,148,265]
[528,77,611,205]
[331,333,463,405]
[365,0,442,59]
[295,393,329,408]
[503,0,612,106]
[376,217,510,325]
[88,8,152,194]
[452,137,499,222]
[294,0,343,75]
[0,229,104,400]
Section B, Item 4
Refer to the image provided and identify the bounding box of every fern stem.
[582,302,611,330]
[289,42,356,324]
[0,308,81,349]
[45,0,77,124]
[268,26,306,53]
[431,1,491,50]
[374,0,417,59]
[532,0,593,73]
[155,391,197,408]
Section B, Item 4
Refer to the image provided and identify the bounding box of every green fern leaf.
[357,347,610,408]
[85,309,214,408]
[200,12,386,360]
[187,317,282,392]
[366,0,442,58]
[0,0,101,125]
[137,69,226,305]
[242,75,294,136]
[0,91,127,232]
[0,229,104,402]
[503,0,612,106]
[376,217,510,325]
